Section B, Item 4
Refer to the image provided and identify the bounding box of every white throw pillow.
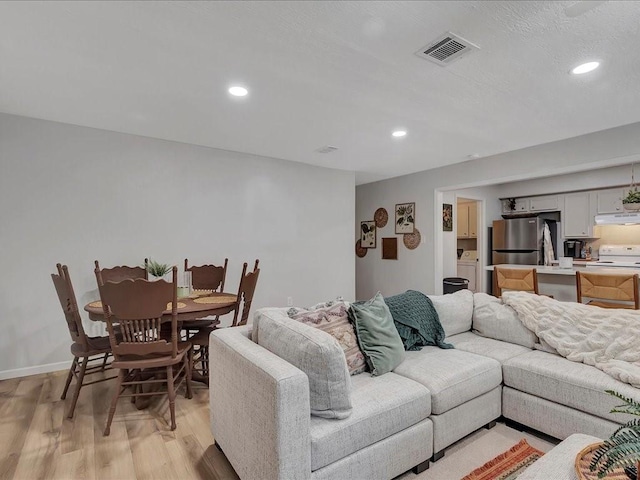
[253,308,352,419]
[428,289,474,337]
[472,293,537,349]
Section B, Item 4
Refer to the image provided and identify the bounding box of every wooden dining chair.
[94,259,148,284]
[182,258,230,340]
[52,264,117,418]
[493,267,539,297]
[576,271,640,309]
[189,260,260,385]
[95,266,193,435]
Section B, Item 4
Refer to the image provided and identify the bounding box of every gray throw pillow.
[348,292,406,376]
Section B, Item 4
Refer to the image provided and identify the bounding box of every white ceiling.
[1,1,640,184]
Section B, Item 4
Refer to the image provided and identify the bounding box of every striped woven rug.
[461,439,543,480]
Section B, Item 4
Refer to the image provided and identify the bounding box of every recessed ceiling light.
[571,61,600,75]
[392,130,407,138]
[228,86,248,97]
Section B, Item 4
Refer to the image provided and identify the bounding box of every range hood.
[595,212,640,225]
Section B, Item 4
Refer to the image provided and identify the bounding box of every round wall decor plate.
[355,239,367,258]
[403,228,421,250]
[374,208,389,228]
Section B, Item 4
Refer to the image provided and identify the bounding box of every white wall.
[0,113,355,378]
[356,122,640,300]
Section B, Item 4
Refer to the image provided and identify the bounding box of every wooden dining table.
[84,290,238,391]
[84,291,238,322]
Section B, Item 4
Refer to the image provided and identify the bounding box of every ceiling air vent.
[415,32,479,66]
[315,145,338,154]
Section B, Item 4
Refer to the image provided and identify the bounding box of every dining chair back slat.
[184,258,228,292]
[95,267,179,358]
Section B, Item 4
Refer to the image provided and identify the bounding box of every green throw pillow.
[348,292,406,376]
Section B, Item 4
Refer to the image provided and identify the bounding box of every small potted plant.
[589,390,640,479]
[146,259,172,281]
[623,188,640,212]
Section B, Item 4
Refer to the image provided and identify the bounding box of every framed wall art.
[360,220,376,248]
[442,203,453,232]
[395,202,415,234]
[382,238,398,260]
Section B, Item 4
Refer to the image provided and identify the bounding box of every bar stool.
[576,271,640,309]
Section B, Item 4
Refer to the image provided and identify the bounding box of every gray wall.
[0,113,355,378]
[356,122,640,300]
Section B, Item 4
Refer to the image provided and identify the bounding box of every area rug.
[460,439,544,480]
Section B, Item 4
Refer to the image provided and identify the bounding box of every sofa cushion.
[447,332,532,363]
[384,290,452,350]
[472,293,538,349]
[348,293,406,376]
[309,372,430,471]
[289,302,367,375]
[393,347,502,414]
[503,350,640,424]
[427,289,473,337]
[254,308,352,419]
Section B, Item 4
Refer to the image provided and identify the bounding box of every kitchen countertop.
[485,264,640,276]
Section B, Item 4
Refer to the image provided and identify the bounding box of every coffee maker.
[564,240,584,259]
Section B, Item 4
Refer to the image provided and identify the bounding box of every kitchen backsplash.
[588,225,640,258]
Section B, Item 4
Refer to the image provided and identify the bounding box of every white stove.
[587,245,640,268]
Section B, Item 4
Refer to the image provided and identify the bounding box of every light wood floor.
[1,368,557,480]
[0,368,239,480]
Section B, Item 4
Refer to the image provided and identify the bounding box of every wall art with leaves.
[395,202,415,234]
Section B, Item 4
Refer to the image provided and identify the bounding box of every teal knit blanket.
[384,290,453,351]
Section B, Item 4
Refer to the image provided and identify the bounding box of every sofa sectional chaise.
[208,290,640,480]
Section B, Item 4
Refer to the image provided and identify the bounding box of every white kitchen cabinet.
[457,203,469,237]
[563,192,596,238]
[501,198,529,214]
[457,261,477,292]
[468,202,478,238]
[457,202,477,238]
[529,195,559,212]
[596,188,626,214]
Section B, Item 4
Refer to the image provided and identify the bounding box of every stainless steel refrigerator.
[492,217,554,265]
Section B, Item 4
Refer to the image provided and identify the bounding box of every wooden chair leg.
[61,357,77,400]
[166,365,177,430]
[67,356,88,419]
[101,353,109,371]
[185,351,193,399]
[104,369,124,436]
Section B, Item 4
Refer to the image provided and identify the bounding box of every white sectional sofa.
[209,290,639,480]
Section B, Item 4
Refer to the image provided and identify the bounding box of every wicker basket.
[575,442,631,479]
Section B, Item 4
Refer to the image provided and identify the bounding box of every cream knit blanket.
[502,291,640,388]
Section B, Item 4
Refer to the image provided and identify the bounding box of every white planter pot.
[623,203,640,212]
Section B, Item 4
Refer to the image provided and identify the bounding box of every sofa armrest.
[209,326,311,480]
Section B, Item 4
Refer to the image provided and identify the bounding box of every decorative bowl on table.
[575,442,634,480]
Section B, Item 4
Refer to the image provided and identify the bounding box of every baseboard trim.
[0,361,69,381]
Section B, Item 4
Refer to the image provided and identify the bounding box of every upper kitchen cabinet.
[501,198,529,214]
[596,188,627,214]
[529,195,559,212]
[563,192,597,238]
[457,202,477,238]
